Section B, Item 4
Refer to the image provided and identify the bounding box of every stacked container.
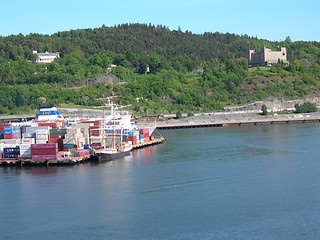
[35,128,49,144]
[20,144,32,158]
[49,129,66,151]
[2,146,20,159]
[127,130,139,145]
[3,126,21,139]
[31,143,60,161]
[24,126,50,144]
[64,128,85,149]
[74,123,93,144]
[0,124,12,139]
[139,128,149,139]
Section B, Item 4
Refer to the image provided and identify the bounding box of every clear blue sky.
[1,0,319,41]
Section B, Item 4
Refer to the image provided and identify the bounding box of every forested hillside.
[0,23,319,115]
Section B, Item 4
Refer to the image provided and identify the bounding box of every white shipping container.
[19,144,31,150]
[20,152,31,158]
[19,149,30,152]
[36,134,49,140]
[0,139,20,144]
[36,139,47,144]
[36,129,49,135]
[26,126,50,133]
[2,144,19,148]
[63,138,77,145]
[67,128,82,135]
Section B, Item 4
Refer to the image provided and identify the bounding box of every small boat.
[94,142,132,161]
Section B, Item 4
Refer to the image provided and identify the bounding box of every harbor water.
[1,123,320,240]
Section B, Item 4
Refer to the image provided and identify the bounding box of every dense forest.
[0,23,319,115]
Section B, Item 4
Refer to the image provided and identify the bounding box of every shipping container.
[4,134,17,139]
[31,143,58,149]
[32,154,61,161]
[128,131,138,137]
[31,148,58,155]
[49,133,65,139]
[23,132,36,138]
[38,122,61,129]
[139,128,149,134]
[50,129,67,134]
[36,129,49,135]
[4,129,19,135]
[0,139,20,145]
[3,147,20,154]
[36,134,49,140]
[22,138,35,144]
[144,133,150,139]
[3,153,19,159]
[26,126,50,133]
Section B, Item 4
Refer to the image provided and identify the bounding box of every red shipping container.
[31,143,58,149]
[31,148,58,155]
[127,136,137,141]
[0,123,12,127]
[83,120,102,126]
[139,128,149,134]
[143,133,150,139]
[32,154,61,161]
[49,133,65,139]
[4,134,15,139]
[39,122,59,129]
[90,130,100,136]
[0,123,12,132]
[48,138,58,144]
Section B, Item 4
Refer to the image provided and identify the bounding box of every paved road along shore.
[137,112,320,130]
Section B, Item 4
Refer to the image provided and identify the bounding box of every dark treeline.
[0,23,319,115]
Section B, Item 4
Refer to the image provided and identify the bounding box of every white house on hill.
[32,50,60,64]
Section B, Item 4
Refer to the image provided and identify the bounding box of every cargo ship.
[90,100,133,161]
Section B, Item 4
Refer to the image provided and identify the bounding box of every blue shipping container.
[3,147,20,154]
[128,131,138,137]
[3,153,19,159]
[4,130,19,135]
[139,134,144,139]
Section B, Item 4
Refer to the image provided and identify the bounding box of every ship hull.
[95,150,131,161]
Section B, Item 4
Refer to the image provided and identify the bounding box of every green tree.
[261,105,268,115]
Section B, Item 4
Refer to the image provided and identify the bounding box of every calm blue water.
[1,123,320,240]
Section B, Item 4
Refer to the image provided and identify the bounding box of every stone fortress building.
[248,47,289,67]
